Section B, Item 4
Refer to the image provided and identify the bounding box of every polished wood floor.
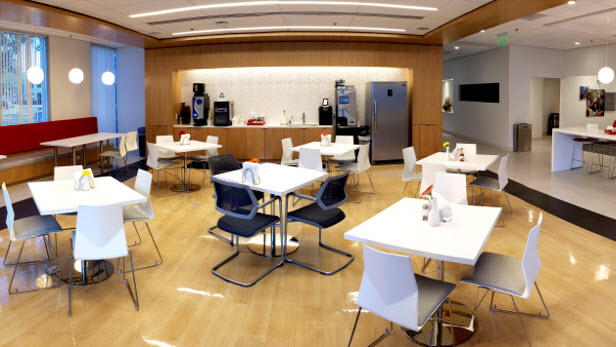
[0,164,615,346]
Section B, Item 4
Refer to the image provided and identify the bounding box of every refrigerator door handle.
[373,98,377,133]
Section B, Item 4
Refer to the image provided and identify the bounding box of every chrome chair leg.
[421,257,432,274]
[4,236,57,267]
[68,253,72,316]
[127,221,143,247]
[118,221,164,273]
[347,307,394,347]
[489,283,550,319]
[208,226,234,245]
[348,307,362,347]
[414,182,420,198]
[403,182,408,193]
[122,250,140,311]
[510,295,532,347]
[284,227,354,275]
[504,191,513,215]
[492,190,505,228]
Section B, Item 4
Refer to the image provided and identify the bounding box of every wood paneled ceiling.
[11,0,570,48]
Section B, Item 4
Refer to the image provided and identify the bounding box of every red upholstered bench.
[0,117,99,171]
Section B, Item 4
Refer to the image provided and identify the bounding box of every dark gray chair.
[208,154,265,245]
[210,177,282,287]
[284,172,354,275]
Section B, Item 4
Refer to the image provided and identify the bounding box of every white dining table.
[41,132,125,170]
[292,141,359,171]
[155,140,222,193]
[28,176,147,285]
[417,152,498,172]
[344,197,501,346]
[552,126,616,172]
[214,163,327,256]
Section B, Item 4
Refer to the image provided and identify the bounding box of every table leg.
[53,147,58,167]
[99,141,104,175]
[62,259,114,285]
[82,145,87,168]
[72,147,76,165]
[247,193,299,257]
[170,152,201,193]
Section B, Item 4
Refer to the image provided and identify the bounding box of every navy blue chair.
[211,177,282,287]
[284,172,354,275]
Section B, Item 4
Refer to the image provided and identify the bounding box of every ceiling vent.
[521,13,547,21]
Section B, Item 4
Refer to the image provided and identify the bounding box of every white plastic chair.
[348,245,456,346]
[188,135,219,185]
[335,144,374,203]
[156,135,181,161]
[69,203,139,315]
[419,164,446,195]
[281,137,299,166]
[120,169,162,272]
[100,134,128,174]
[126,131,138,153]
[462,213,549,346]
[2,182,62,294]
[434,171,468,205]
[299,147,323,172]
[469,155,511,227]
[330,135,355,164]
[147,142,180,197]
[402,147,423,196]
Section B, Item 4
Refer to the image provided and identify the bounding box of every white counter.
[173,124,331,129]
[552,127,616,172]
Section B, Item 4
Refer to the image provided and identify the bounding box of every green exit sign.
[498,35,508,46]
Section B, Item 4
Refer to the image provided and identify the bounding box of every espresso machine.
[213,101,232,126]
[192,83,210,126]
[335,80,357,127]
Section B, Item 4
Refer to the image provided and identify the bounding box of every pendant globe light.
[598,40,614,84]
[101,71,115,85]
[69,67,84,84]
[26,66,44,84]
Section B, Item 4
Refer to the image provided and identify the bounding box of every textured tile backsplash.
[181,66,406,126]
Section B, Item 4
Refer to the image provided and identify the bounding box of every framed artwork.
[586,89,605,117]
[580,86,589,100]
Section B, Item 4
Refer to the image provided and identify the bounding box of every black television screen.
[459,83,499,103]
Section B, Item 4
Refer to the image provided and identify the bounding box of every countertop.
[173,124,332,129]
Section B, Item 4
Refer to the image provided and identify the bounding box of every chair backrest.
[54,165,83,181]
[126,131,138,152]
[420,164,446,193]
[146,142,160,169]
[299,148,323,172]
[356,144,371,172]
[521,213,543,299]
[315,173,349,210]
[455,143,477,157]
[497,155,509,190]
[402,147,418,181]
[211,177,259,220]
[2,183,15,240]
[332,135,355,160]
[206,135,219,158]
[118,134,127,157]
[208,154,241,177]
[74,203,127,260]
[156,135,175,158]
[281,137,295,165]
[433,171,468,205]
[134,169,154,219]
[357,245,420,332]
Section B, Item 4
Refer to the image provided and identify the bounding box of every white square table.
[417,152,498,172]
[28,176,147,285]
[344,197,501,346]
[292,141,360,171]
[156,140,222,193]
[215,163,327,256]
[41,132,125,170]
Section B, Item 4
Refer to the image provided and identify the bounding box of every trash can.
[138,127,146,158]
[547,113,559,135]
[358,135,371,145]
[514,123,532,152]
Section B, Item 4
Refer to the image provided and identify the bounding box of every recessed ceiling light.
[567,1,575,4]
[172,26,406,35]
[574,41,580,45]
[480,30,486,33]
[454,46,460,50]
[130,1,438,18]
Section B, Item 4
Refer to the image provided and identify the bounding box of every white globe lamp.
[101,71,115,86]
[598,66,614,84]
[68,68,84,84]
[27,66,44,84]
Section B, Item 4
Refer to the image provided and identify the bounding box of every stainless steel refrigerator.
[365,81,408,163]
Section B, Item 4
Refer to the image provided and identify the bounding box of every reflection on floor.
[0,164,614,346]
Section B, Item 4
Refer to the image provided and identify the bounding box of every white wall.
[48,35,92,121]
[529,78,544,138]
[181,66,407,126]
[116,46,145,133]
[542,78,560,134]
[442,46,510,150]
[560,76,616,128]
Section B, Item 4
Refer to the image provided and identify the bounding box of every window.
[91,45,117,133]
[0,32,48,125]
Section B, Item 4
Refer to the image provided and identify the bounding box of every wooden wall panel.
[418,125,442,158]
[304,128,326,143]
[246,128,265,160]
[227,128,247,160]
[145,42,443,156]
[205,128,228,154]
[283,128,304,147]
[264,129,286,160]
[147,125,173,143]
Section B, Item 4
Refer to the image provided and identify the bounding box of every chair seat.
[188,155,209,162]
[217,213,280,238]
[403,173,423,182]
[468,177,501,191]
[282,159,299,166]
[100,151,122,158]
[13,215,63,240]
[461,252,525,297]
[330,158,354,164]
[59,212,77,217]
[160,154,182,161]
[157,159,179,169]
[572,137,593,143]
[335,162,361,174]
[288,202,345,229]
[416,274,457,327]
[122,205,152,222]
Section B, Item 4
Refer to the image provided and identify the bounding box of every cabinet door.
[264,128,286,160]
[283,128,304,148]
[304,127,327,143]
[246,128,265,160]
[206,128,228,154]
[418,124,442,158]
[227,128,247,160]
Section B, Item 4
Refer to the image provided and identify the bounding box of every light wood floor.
[0,164,614,346]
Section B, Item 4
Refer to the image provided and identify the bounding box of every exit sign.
[498,35,508,46]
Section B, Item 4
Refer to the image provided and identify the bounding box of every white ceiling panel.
[282,14,355,27]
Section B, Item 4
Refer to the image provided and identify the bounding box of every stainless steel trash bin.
[514,123,532,152]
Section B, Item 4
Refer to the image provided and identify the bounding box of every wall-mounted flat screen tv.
[459,83,499,103]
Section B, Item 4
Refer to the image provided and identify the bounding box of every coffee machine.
[335,81,357,127]
[213,101,232,126]
[192,83,210,126]
[319,98,333,125]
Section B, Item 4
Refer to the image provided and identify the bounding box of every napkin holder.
[320,134,332,147]
[432,191,453,222]
[241,162,261,185]
[179,133,191,146]
[74,170,95,191]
